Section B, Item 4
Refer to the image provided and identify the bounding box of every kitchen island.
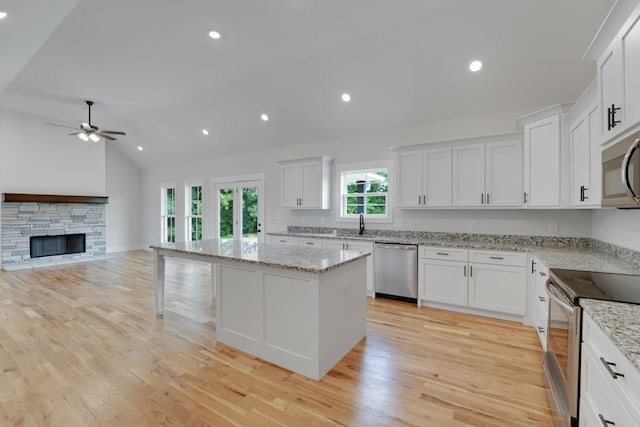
[150,239,370,380]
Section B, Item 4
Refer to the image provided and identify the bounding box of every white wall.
[140,107,594,246]
[591,209,640,251]
[106,144,142,252]
[0,109,105,195]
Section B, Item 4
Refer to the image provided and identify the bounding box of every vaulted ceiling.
[0,0,614,168]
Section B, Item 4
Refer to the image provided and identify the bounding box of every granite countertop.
[532,247,640,275]
[580,299,640,375]
[150,238,370,273]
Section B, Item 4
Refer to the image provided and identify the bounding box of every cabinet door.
[424,147,452,206]
[485,140,522,207]
[621,11,640,131]
[345,241,374,296]
[420,259,468,306]
[598,39,623,136]
[570,116,591,206]
[281,164,300,207]
[453,144,485,206]
[299,161,322,208]
[523,115,561,207]
[396,150,423,207]
[468,263,526,315]
[587,104,602,205]
[322,240,345,251]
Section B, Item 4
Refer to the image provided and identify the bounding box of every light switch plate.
[548,221,559,233]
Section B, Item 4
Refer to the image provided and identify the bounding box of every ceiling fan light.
[78,132,89,142]
[89,133,100,143]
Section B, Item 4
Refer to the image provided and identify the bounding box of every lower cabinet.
[419,246,527,320]
[267,236,299,245]
[323,239,375,298]
[580,311,640,426]
[530,256,550,350]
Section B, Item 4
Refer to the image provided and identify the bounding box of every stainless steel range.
[544,269,640,426]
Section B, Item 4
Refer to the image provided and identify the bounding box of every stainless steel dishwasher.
[374,243,418,303]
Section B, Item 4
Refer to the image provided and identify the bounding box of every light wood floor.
[0,251,553,426]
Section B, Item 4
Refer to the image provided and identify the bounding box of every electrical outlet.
[409,219,416,228]
[468,220,477,230]
[548,221,559,233]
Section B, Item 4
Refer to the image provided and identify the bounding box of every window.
[161,186,176,243]
[187,184,203,241]
[339,165,390,221]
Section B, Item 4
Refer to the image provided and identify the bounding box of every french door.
[214,180,264,242]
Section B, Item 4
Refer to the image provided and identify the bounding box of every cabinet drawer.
[582,313,640,419]
[533,302,547,351]
[299,238,323,247]
[469,249,527,267]
[268,236,299,246]
[419,246,468,262]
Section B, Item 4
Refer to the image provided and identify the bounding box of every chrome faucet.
[359,213,365,235]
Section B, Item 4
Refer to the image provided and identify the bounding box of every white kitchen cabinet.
[567,81,602,207]
[395,147,452,208]
[452,139,522,207]
[419,248,469,307]
[468,250,527,316]
[590,2,640,142]
[419,246,526,320]
[278,156,332,209]
[580,311,640,426]
[268,236,299,245]
[322,239,374,297]
[529,256,549,350]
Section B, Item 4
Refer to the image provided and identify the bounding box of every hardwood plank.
[0,251,553,426]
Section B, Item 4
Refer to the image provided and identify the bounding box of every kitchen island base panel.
[216,257,367,381]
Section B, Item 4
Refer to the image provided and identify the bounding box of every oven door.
[602,132,640,208]
[544,281,581,426]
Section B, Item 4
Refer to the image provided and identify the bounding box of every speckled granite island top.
[150,239,370,273]
[580,299,640,375]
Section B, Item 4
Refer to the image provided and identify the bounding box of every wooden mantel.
[2,193,109,204]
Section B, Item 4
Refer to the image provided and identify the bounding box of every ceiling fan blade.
[46,122,79,130]
[96,133,117,141]
[68,132,83,136]
[99,130,126,135]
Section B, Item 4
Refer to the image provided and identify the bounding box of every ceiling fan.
[47,100,126,142]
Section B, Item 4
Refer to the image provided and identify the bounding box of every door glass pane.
[242,186,259,242]
[166,217,175,243]
[218,188,234,239]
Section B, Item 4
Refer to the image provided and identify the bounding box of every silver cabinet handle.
[489,256,503,260]
[481,193,484,205]
[537,326,545,333]
[539,271,547,277]
[524,192,528,204]
[531,260,536,274]
[423,194,426,205]
[598,413,615,426]
[622,137,640,206]
[418,195,421,205]
[436,252,449,256]
[538,296,546,302]
[486,193,490,205]
[464,265,467,277]
[469,265,473,277]
[599,357,625,379]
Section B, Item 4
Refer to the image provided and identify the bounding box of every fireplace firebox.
[30,234,86,259]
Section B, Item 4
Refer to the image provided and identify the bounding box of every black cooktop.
[549,269,640,305]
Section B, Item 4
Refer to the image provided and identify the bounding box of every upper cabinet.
[278,156,333,209]
[396,147,452,208]
[566,80,602,207]
[452,138,522,207]
[394,133,521,209]
[517,104,572,208]
[587,1,640,143]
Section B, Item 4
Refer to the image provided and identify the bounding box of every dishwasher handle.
[375,244,417,251]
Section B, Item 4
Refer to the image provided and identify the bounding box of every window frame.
[336,160,393,224]
[160,184,176,243]
[185,180,204,242]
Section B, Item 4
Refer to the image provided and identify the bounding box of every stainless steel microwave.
[602,130,640,208]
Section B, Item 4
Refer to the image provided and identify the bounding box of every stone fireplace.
[1,193,107,270]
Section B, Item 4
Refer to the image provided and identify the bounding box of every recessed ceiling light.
[341,93,351,103]
[208,30,221,39]
[261,113,269,122]
[202,129,209,135]
[0,11,7,19]
[469,60,483,72]
[137,146,144,151]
